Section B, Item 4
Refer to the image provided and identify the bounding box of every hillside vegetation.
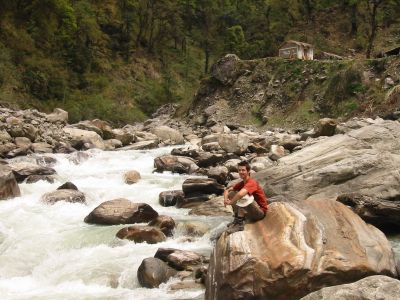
[0,1,399,125]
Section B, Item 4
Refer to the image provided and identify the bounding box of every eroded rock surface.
[0,165,20,199]
[300,275,400,300]
[206,199,398,300]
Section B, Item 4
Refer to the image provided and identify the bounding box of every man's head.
[238,161,250,180]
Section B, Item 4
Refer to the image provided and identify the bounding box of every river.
[0,147,229,300]
[0,147,399,299]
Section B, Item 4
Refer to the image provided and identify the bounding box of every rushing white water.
[0,147,228,300]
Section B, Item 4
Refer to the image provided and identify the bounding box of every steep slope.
[188,55,400,129]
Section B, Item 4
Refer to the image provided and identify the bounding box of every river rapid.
[0,147,229,300]
[0,147,399,300]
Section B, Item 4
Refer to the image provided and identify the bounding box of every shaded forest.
[0,0,399,124]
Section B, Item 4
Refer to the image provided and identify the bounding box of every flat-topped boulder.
[9,162,56,182]
[189,196,233,216]
[151,125,184,145]
[206,199,398,300]
[155,248,208,271]
[84,198,158,225]
[63,127,105,150]
[0,165,20,200]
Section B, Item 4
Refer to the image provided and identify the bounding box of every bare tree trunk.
[350,3,357,36]
[204,41,210,74]
[366,0,383,58]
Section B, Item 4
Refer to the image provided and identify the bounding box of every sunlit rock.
[206,199,398,300]
[123,170,141,184]
[300,275,400,300]
[84,198,158,225]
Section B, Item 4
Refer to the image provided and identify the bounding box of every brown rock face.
[206,199,398,300]
[0,165,21,200]
[148,215,176,237]
[123,170,141,184]
[84,199,158,225]
[116,225,166,244]
[313,118,337,137]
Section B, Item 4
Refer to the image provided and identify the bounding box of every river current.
[0,147,399,300]
[0,147,230,300]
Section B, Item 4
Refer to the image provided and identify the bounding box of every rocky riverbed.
[1,106,400,299]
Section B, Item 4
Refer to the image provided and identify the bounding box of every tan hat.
[236,194,254,207]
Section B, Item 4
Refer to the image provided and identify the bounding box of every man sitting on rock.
[223,161,268,234]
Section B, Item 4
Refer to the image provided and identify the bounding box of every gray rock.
[151,126,184,145]
[137,257,177,288]
[123,170,141,184]
[300,275,400,300]
[9,162,56,182]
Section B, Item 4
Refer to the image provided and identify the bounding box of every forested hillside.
[0,0,399,124]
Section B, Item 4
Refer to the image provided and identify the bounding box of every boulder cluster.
[2,104,400,299]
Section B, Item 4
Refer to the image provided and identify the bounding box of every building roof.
[279,40,313,49]
[384,46,400,55]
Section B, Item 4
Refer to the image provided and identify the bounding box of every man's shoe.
[227,217,244,228]
[225,220,244,235]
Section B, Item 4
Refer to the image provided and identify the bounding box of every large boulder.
[300,275,400,300]
[211,54,241,86]
[46,108,68,123]
[154,155,199,174]
[189,196,233,216]
[313,118,337,137]
[63,127,105,150]
[254,121,400,206]
[137,257,177,288]
[218,133,249,155]
[151,126,184,145]
[206,199,398,300]
[0,165,21,200]
[9,162,56,182]
[116,225,166,244]
[41,190,86,205]
[84,199,158,225]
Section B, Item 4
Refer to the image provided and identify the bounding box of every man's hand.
[224,198,232,206]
